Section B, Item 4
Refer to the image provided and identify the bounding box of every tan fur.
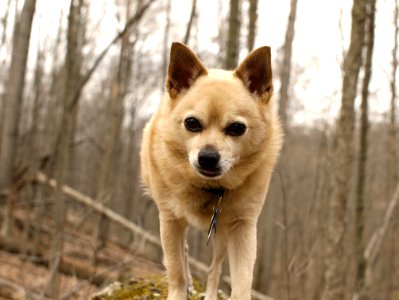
[140,43,283,300]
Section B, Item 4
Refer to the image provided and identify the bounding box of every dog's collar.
[203,187,225,198]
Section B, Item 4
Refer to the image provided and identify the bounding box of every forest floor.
[0,206,164,300]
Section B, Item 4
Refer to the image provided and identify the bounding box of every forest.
[0,0,398,299]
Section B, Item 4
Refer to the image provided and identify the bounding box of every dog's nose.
[198,146,220,170]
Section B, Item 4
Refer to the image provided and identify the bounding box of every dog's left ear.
[234,46,273,102]
[166,42,207,99]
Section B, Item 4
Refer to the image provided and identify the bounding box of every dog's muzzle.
[196,145,222,178]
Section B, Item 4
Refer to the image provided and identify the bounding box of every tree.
[184,0,197,45]
[94,0,135,249]
[161,0,171,84]
[278,0,298,126]
[0,0,12,47]
[46,0,86,297]
[247,0,258,52]
[0,0,37,193]
[321,0,368,299]
[0,0,13,140]
[388,0,398,197]
[385,1,398,298]
[353,0,376,299]
[224,0,241,69]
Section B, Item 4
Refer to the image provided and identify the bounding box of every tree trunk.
[42,11,64,174]
[46,0,85,297]
[20,45,44,255]
[0,0,13,140]
[94,0,134,249]
[321,0,368,299]
[125,105,137,221]
[388,0,398,197]
[224,0,241,69]
[247,0,258,52]
[386,1,398,299]
[278,0,298,127]
[353,0,376,299]
[184,0,197,45]
[161,0,171,84]
[0,0,12,47]
[0,0,36,193]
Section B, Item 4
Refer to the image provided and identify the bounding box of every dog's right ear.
[166,42,207,99]
[235,46,273,103]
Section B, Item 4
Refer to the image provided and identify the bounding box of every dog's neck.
[203,187,225,198]
[198,186,226,211]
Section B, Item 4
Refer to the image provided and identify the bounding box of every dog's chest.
[172,189,228,229]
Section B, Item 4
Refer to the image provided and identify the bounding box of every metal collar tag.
[207,194,223,245]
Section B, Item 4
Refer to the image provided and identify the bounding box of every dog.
[140,42,283,300]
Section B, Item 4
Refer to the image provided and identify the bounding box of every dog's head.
[162,43,281,189]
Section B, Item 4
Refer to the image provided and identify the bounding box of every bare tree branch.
[365,182,399,265]
[183,0,197,45]
[68,0,156,111]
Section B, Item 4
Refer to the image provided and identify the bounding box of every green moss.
[91,275,228,300]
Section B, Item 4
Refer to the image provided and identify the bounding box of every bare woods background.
[0,0,398,300]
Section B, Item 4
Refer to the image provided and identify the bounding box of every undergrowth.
[91,275,228,300]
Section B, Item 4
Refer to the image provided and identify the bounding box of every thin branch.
[68,0,156,111]
[183,0,197,45]
[364,182,399,265]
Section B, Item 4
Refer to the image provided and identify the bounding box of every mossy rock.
[91,275,228,300]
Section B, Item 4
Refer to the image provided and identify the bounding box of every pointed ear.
[234,46,273,100]
[166,42,207,98]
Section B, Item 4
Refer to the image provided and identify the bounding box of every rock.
[90,275,229,300]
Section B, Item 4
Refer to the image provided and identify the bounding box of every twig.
[35,172,161,247]
[364,182,399,264]
[68,0,156,111]
[0,277,27,300]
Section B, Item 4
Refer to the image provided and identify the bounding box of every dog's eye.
[184,117,203,132]
[225,122,246,136]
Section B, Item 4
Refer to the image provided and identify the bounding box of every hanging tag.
[207,206,220,245]
[207,195,223,245]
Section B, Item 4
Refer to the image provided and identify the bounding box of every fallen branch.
[0,278,26,300]
[34,172,273,300]
[353,182,399,300]
[365,181,399,264]
[35,172,161,247]
[0,236,110,286]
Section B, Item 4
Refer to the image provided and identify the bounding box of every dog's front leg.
[159,215,188,300]
[184,242,194,294]
[227,221,257,300]
[205,231,227,300]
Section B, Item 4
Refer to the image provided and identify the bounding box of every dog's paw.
[187,282,195,295]
[167,290,187,300]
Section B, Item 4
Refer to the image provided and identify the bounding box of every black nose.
[198,146,220,170]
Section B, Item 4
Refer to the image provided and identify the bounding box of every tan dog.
[140,42,282,300]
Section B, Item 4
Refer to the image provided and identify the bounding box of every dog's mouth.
[198,168,222,178]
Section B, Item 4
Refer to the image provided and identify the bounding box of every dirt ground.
[0,243,164,300]
[0,207,164,300]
